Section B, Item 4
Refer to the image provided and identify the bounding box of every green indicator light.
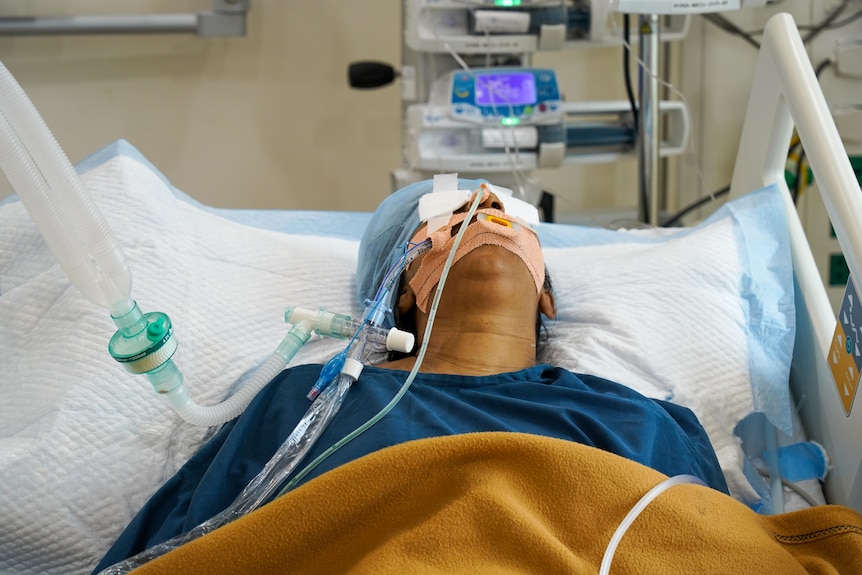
[501,117,521,126]
[495,0,521,6]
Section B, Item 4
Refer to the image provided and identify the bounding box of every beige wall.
[0,1,820,220]
[0,1,404,212]
[677,0,821,223]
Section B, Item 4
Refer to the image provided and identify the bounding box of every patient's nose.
[477,190,504,211]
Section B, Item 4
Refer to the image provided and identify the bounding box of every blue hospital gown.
[93,363,728,572]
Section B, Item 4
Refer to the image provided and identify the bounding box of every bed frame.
[729,13,862,511]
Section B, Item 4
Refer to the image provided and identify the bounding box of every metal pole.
[0,15,198,36]
[0,2,250,37]
[637,14,661,225]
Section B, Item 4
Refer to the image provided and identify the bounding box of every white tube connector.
[341,357,364,381]
[285,307,415,354]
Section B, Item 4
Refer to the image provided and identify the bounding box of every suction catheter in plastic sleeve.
[99,308,415,575]
[97,376,352,575]
[0,60,316,427]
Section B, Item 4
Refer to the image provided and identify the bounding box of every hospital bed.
[0,12,859,575]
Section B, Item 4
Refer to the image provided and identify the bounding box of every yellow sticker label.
[828,323,859,416]
[831,276,862,416]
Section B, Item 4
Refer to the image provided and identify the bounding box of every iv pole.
[621,2,771,225]
[638,13,662,225]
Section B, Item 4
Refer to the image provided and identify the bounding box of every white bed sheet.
[1,140,800,575]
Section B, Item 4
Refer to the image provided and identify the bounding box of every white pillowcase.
[539,190,795,504]
[0,140,794,575]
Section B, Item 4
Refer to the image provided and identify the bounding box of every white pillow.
[0,140,794,575]
[0,145,362,575]
[539,188,794,504]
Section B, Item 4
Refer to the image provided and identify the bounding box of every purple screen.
[474,72,536,106]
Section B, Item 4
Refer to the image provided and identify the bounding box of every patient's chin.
[456,247,534,286]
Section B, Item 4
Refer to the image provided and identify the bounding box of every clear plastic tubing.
[285,307,414,353]
[599,474,707,575]
[765,424,785,514]
[0,61,132,317]
[157,320,314,427]
[98,368,354,575]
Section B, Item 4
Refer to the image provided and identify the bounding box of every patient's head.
[357,178,555,363]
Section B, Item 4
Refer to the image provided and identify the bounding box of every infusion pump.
[429,68,563,126]
[403,0,689,54]
[611,0,768,14]
[405,67,689,172]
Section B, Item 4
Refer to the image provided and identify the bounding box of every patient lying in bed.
[95,178,729,570]
[93,177,862,574]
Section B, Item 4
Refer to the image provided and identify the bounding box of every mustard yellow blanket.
[131,432,862,574]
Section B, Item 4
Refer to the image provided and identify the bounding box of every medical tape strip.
[774,441,830,482]
[432,172,459,194]
[409,208,545,313]
[422,175,540,234]
[424,173,464,234]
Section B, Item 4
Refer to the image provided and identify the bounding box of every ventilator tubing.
[116,318,312,426]
[0,61,321,428]
[0,61,133,317]
[163,321,313,426]
[102,308,412,571]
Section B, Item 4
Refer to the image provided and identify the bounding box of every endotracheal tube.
[277,189,485,495]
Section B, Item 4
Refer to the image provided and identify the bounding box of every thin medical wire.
[703,1,858,47]
[754,464,821,508]
[478,46,531,200]
[665,27,838,225]
[661,185,730,226]
[622,14,639,133]
[608,9,719,225]
[278,188,485,496]
[803,0,854,43]
[816,7,862,31]
[442,42,532,200]
[440,14,562,201]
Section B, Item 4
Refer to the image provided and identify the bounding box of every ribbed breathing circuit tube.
[0,63,132,315]
[0,60,325,427]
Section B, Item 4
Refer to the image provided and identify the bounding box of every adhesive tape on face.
[418,188,539,228]
[484,185,539,226]
[408,208,545,313]
[418,190,473,224]
[499,195,540,226]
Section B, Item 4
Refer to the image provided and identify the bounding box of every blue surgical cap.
[356,178,485,325]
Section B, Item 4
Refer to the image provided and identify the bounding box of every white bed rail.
[729,13,862,511]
